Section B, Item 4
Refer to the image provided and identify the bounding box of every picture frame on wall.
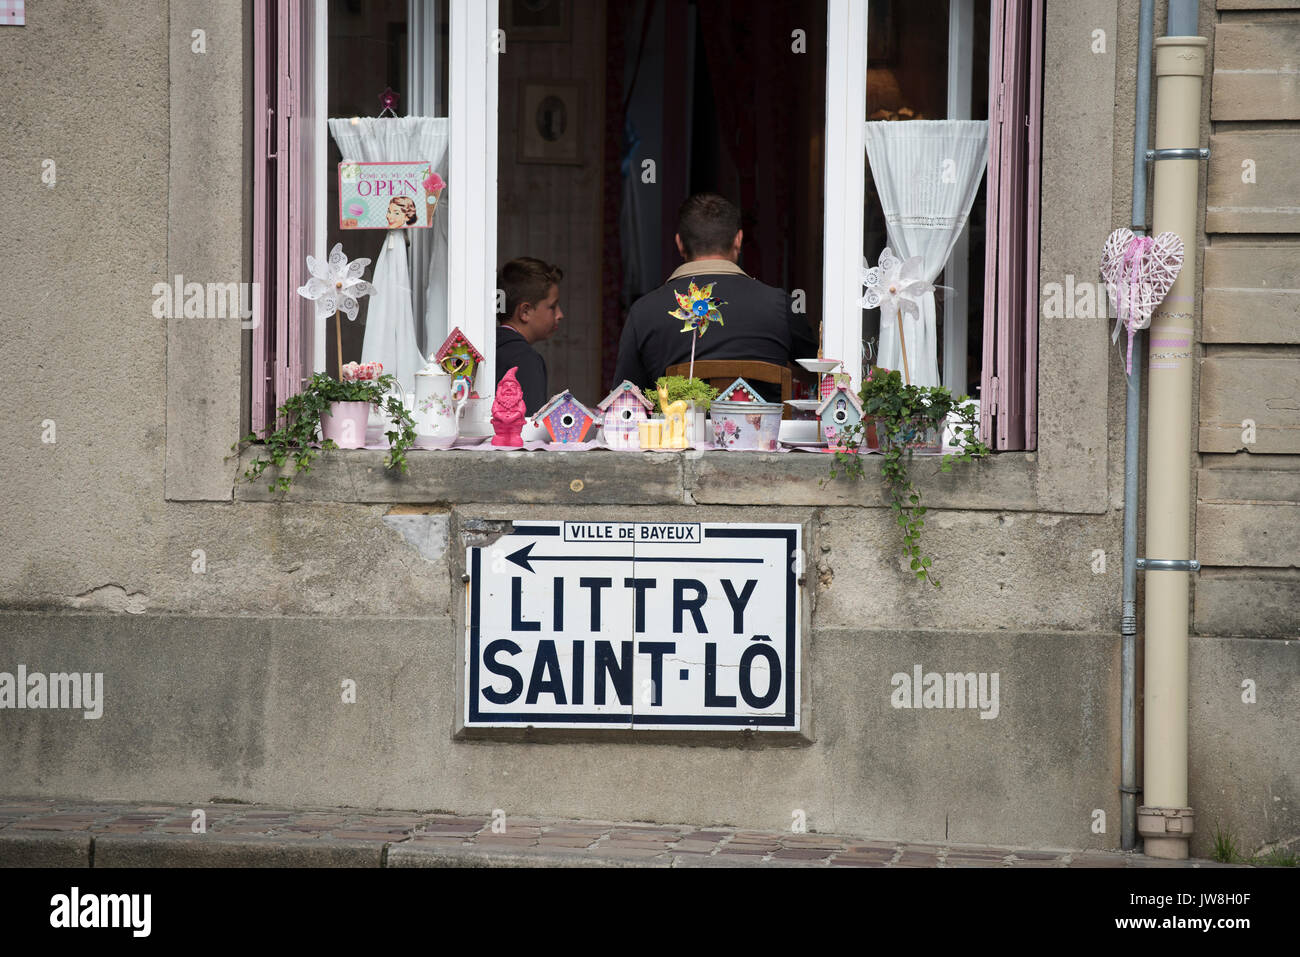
[517,80,583,166]
[868,1,896,64]
[504,0,570,44]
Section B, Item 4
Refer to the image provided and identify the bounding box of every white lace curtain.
[327,115,450,393]
[864,120,988,387]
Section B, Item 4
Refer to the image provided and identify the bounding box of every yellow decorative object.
[656,385,689,449]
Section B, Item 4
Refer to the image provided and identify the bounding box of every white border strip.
[821,0,869,388]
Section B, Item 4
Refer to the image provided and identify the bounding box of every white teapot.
[414,363,469,441]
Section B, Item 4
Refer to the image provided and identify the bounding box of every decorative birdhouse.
[719,377,765,403]
[532,391,599,444]
[817,384,864,447]
[432,326,485,391]
[596,380,654,449]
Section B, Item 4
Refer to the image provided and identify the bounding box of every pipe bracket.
[1136,557,1200,572]
[1145,147,1210,162]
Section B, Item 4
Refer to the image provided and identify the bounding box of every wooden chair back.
[665,360,796,419]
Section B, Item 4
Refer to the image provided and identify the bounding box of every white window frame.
[822,0,871,389]
[447,0,500,386]
[308,0,460,377]
[441,0,871,391]
[311,2,328,375]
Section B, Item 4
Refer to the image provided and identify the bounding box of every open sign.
[338,161,440,230]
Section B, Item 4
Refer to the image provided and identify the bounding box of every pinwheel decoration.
[860,247,934,385]
[297,243,373,376]
[668,280,727,379]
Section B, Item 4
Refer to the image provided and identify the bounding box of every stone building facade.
[0,0,1295,857]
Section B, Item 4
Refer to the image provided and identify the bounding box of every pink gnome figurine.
[491,367,528,447]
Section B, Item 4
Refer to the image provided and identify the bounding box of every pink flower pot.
[319,401,370,449]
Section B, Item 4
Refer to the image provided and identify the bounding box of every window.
[251,0,455,432]
[255,0,1041,449]
[827,0,1041,450]
[498,0,827,404]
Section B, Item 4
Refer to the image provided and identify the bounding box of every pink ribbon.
[1113,235,1153,375]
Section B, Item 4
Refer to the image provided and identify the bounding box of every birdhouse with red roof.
[596,381,654,449]
[433,326,485,391]
[719,377,765,403]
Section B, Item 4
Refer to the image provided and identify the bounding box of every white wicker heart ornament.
[1100,228,1184,374]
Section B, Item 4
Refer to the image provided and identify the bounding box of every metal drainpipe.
[1120,0,1156,855]
[1138,0,1206,859]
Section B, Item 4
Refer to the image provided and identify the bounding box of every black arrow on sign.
[506,542,765,574]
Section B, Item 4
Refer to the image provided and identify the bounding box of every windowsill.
[234,446,1040,510]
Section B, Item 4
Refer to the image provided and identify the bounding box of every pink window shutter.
[285,0,314,404]
[979,0,1005,449]
[261,0,317,421]
[1022,0,1043,449]
[250,0,276,433]
[998,0,1028,451]
[980,0,1042,451]
[274,0,293,414]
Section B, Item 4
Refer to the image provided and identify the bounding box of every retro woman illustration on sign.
[386,196,418,228]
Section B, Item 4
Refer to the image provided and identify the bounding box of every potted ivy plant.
[830,366,988,586]
[238,362,416,493]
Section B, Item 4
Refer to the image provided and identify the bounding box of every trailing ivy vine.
[829,368,989,587]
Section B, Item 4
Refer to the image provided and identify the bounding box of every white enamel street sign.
[465,521,801,731]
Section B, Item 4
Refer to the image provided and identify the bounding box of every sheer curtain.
[864,120,988,387]
[327,115,449,392]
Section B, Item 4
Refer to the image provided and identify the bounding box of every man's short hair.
[676,193,742,259]
[498,257,564,321]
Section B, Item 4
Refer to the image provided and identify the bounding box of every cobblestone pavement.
[0,799,1245,868]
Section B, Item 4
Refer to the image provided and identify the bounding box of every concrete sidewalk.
[0,799,1242,868]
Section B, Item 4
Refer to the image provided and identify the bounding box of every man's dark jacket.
[612,259,817,400]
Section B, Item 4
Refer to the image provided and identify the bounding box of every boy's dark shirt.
[495,324,548,416]
[612,261,817,402]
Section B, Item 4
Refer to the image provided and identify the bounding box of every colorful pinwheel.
[668,281,728,379]
[670,281,727,335]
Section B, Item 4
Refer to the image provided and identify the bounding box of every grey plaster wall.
[0,611,1125,849]
[0,0,1294,855]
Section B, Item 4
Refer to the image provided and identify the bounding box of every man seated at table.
[612,193,817,400]
[495,257,565,416]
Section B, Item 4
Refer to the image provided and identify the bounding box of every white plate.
[796,358,843,374]
[783,399,823,412]
[779,419,819,443]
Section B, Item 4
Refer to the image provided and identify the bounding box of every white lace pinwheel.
[298,243,374,321]
[857,247,930,321]
[859,247,933,322]
[860,258,884,309]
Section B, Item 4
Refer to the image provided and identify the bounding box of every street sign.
[465,521,801,731]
